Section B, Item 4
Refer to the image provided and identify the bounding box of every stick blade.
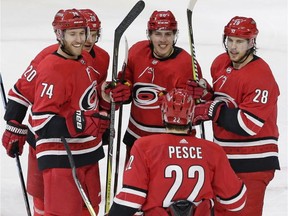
[188,0,197,11]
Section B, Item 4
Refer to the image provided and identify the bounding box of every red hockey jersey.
[7,44,58,107]
[123,40,202,146]
[31,51,105,170]
[8,44,109,109]
[211,53,280,172]
[5,44,110,149]
[111,134,246,215]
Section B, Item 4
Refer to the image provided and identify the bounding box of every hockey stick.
[0,73,32,216]
[113,36,128,196]
[61,137,96,216]
[187,0,206,139]
[105,1,145,214]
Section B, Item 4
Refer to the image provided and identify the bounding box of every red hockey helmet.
[148,10,178,31]
[161,88,194,126]
[79,9,101,31]
[52,9,87,31]
[224,16,259,39]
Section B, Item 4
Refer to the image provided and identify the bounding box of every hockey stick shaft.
[61,137,96,216]
[187,0,206,139]
[0,73,32,216]
[106,1,145,213]
[113,37,128,196]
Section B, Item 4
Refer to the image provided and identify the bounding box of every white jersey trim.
[122,188,146,198]
[36,137,101,158]
[8,95,30,107]
[214,137,277,147]
[31,113,55,131]
[237,110,256,136]
[217,184,246,206]
[114,197,142,209]
[130,116,166,133]
[227,152,278,159]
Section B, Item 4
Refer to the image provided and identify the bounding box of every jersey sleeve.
[9,44,59,105]
[217,67,279,136]
[31,58,71,135]
[209,144,247,211]
[111,142,148,214]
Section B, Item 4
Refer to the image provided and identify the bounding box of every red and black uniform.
[211,53,280,216]
[30,50,105,215]
[109,134,247,216]
[5,44,58,143]
[211,53,280,172]
[31,51,104,169]
[4,43,109,215]
[123,40,202,147]
[89,44,110,84]
[4,43,109,197]
[4,44,58,209]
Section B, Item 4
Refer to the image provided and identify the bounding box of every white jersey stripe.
[237,110,256,136]
[130,116,166,133]
[227,152,278,159]
[36,140,102,159]
[122,188,147,198]
[217,184,246,205]
[114,197,142,209]
[214,138,277,147]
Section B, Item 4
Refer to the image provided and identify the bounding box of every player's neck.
[232,53,254,70]
[57,46,79,60]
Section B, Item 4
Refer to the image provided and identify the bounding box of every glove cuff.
[6,120,28,136]
[209,101,225,122]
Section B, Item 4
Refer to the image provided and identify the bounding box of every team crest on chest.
[79,80,98,110]
[133,82,165,109]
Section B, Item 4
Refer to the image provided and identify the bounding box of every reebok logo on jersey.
[179,139,188,144]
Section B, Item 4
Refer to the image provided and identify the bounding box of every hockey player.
[2,8,112,215]
[79,8,110,84]
[188,16,280,216]
[118,10,202,159]
[108,88,247,216]
[29,9,111,215]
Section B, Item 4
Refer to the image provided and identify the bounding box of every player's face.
[226,36,254,65]
[150,30,175,59]
[83,30,99,52]
[62,28,86,58]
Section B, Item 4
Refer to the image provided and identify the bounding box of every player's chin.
[71,47,83,56]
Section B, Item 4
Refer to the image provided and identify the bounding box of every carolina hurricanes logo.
[79,81,98,110]
[213,75,227,90]
[133,82,166,109]
[86,66,100,81]
[138,67,155,83]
